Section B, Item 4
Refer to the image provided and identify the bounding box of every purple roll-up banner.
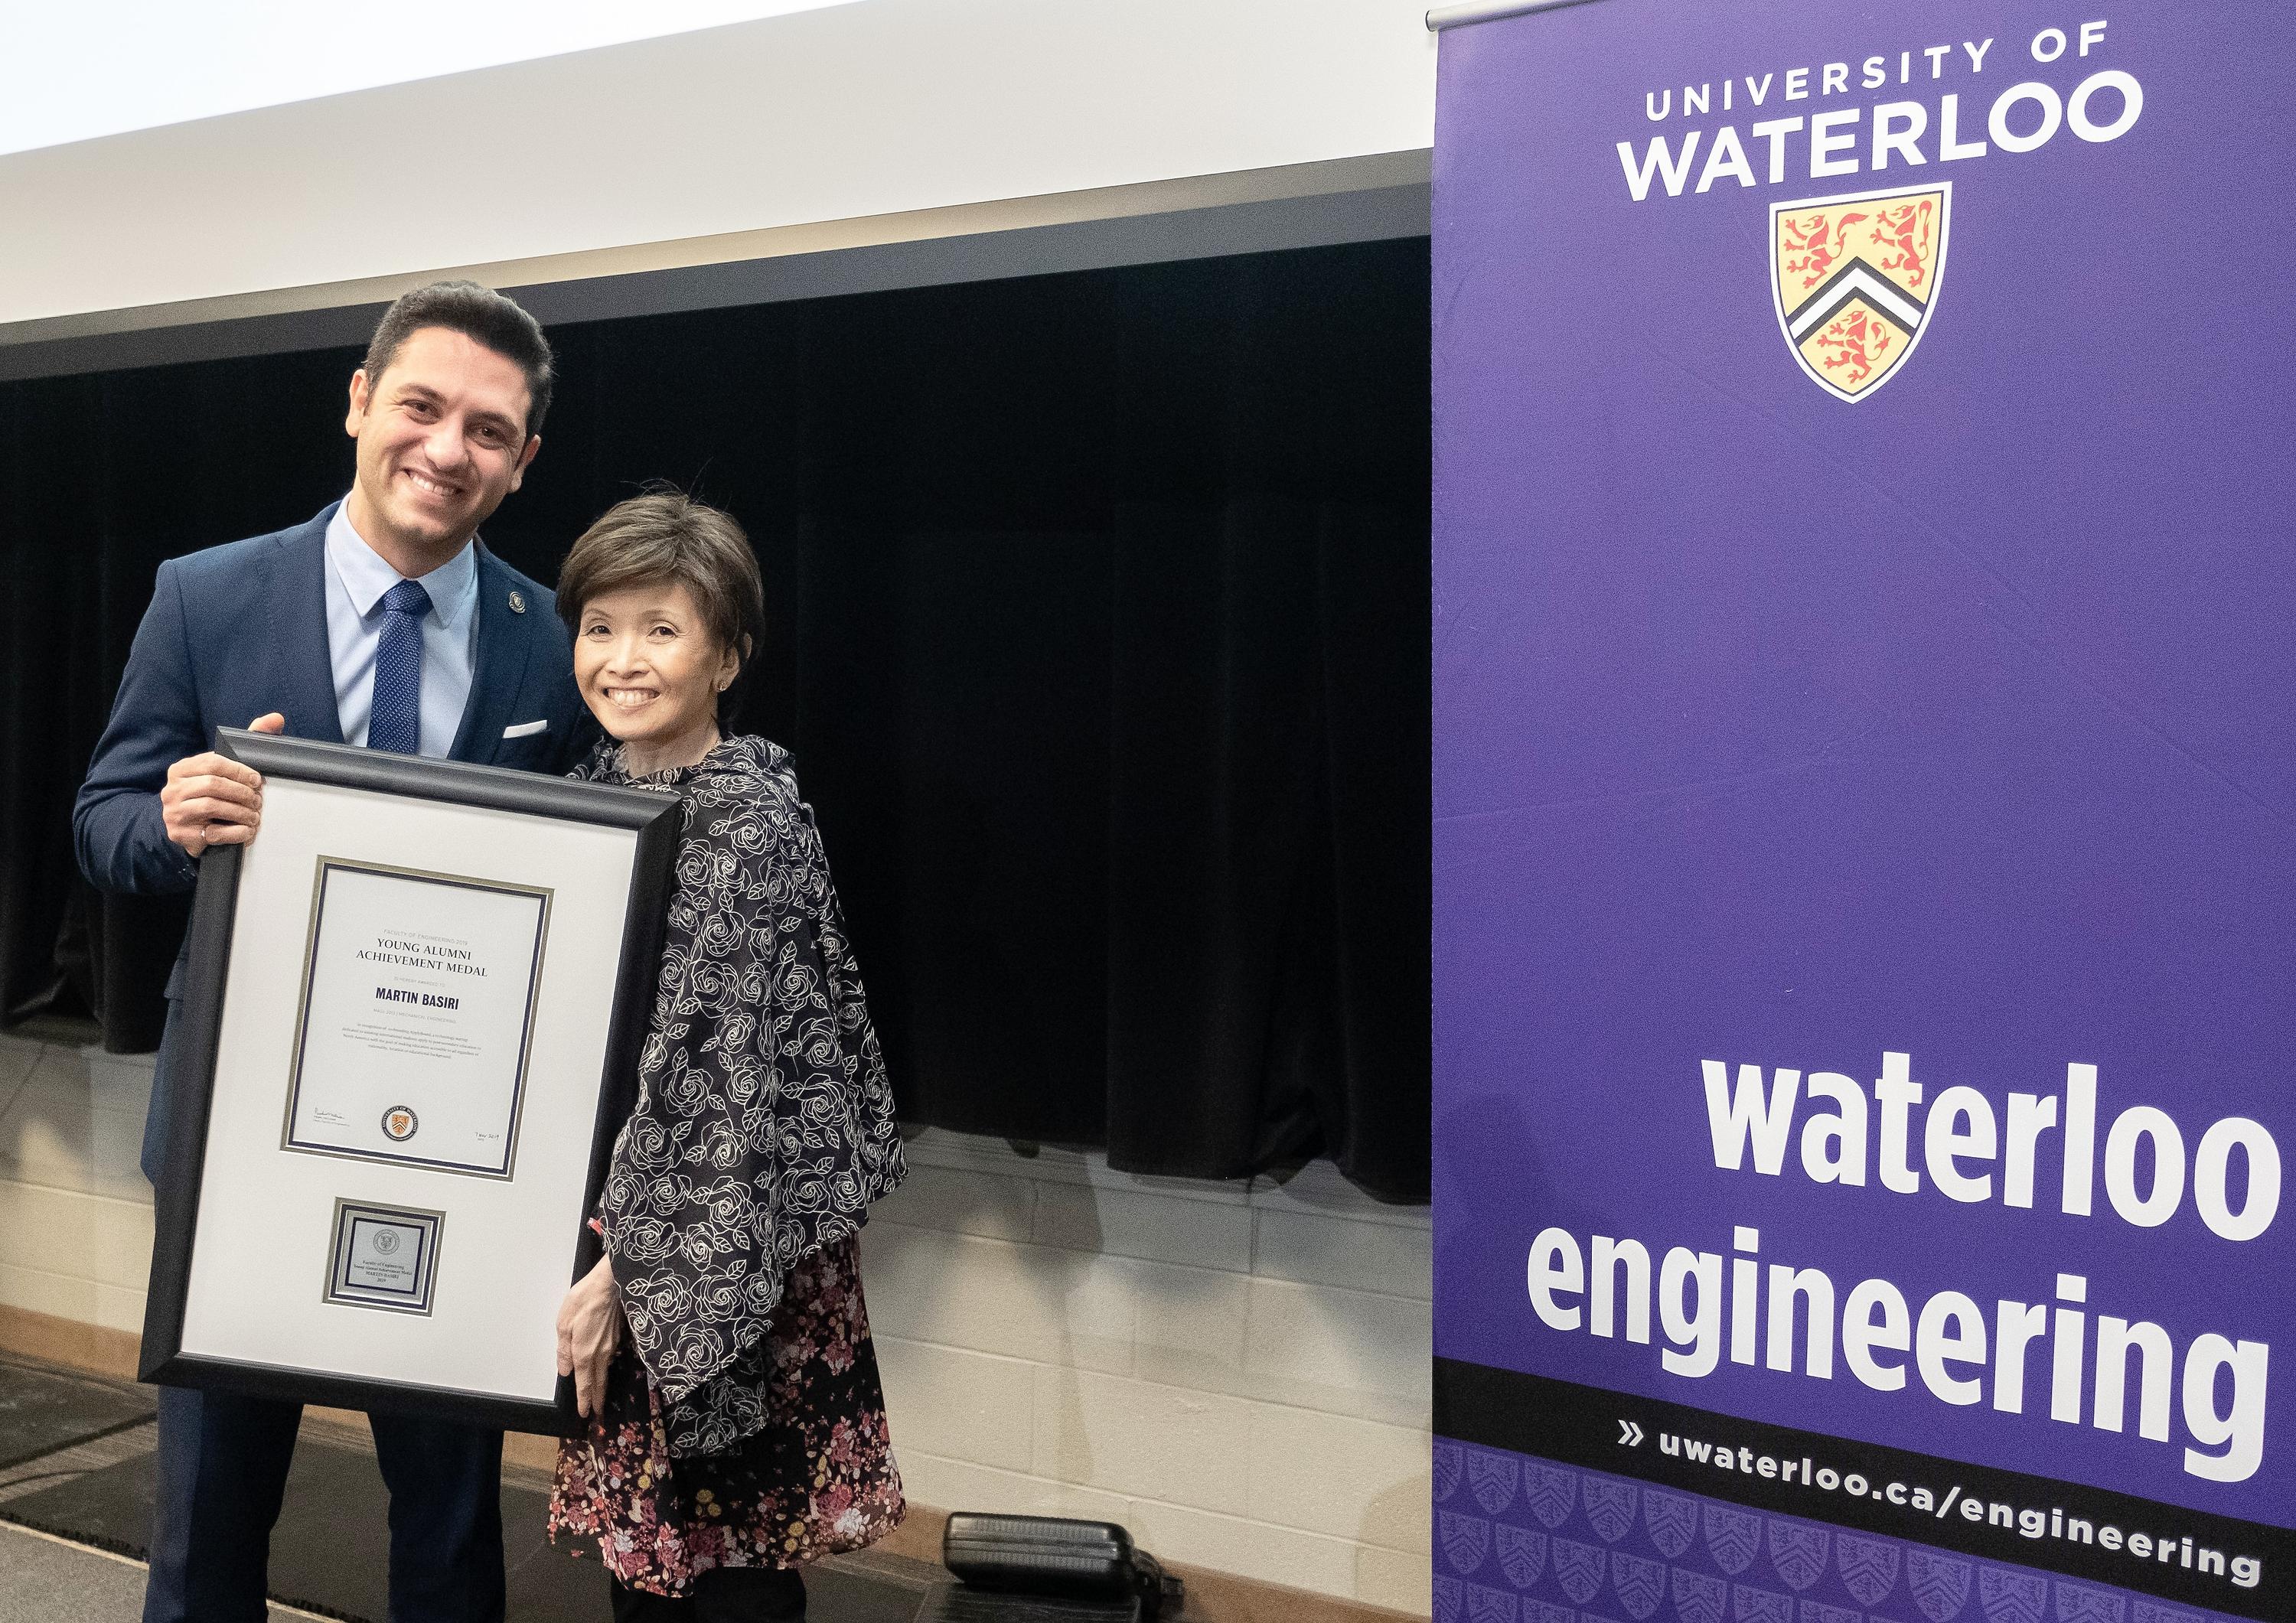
[1431,4,2294,1622]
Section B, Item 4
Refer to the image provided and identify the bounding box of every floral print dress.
[548,736,908,1595]
[550,1237,905,1588]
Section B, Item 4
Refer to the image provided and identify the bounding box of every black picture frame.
[139,727,681,1435]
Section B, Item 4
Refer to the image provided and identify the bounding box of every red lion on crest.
[1812,308,1893,386]
[1780,200,1934,293]
[1779,210,1867,291]
[1864,199,1935,288]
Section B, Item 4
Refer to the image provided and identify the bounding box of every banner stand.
[1432,5,2292,1621]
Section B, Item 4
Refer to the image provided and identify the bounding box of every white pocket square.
[502,719,549,739]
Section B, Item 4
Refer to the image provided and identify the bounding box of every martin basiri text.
[1526,1054,2274,1488]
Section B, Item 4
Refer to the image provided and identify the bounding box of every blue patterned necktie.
[368,578,432,754]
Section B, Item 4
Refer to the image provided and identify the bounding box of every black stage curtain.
[0,240,1430,1200]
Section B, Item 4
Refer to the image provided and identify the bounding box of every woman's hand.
[556,1254,623,1419]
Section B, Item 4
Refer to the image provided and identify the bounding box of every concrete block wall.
[863,1131,1431,1613]
[0,1025,1432,1615]
[0,1028,155,1348]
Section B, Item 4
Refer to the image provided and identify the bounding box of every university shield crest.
[1906,1549,1973,1621]
[1977,1566,2047,1623]
[1581,1475,1639,1543]
[1441,1511,1493,1576]
[1551,1537,1607,1604]
[1609,1552,1666,1620]
[1642,1487,1698,1557]
[1469,1449,1522,1514]
[1494,1524,1547,1589]
[1766,1520,1829,1591]
[1522,1460,1577,1528]
[1835,1530,1901,1605]
[2053,1583,2128,1623]
[1770,183,1950,402]
[1465,1582,1518,1623]
[1733,1584,1792,1623]
[1672,1568,1727,1623]
[1703,1502,1763,1574]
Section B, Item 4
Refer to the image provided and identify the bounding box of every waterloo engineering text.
[1526,1054,2274,1488]
[1652,1427,2263,1592]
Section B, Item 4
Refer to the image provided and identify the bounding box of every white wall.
[0,1025,1431,1614]
[0,1032,152,1343]
[0,0,1435,347]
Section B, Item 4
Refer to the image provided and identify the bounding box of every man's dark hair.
[361,281,554,435]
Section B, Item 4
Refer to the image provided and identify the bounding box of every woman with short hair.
[546,491,907,1621]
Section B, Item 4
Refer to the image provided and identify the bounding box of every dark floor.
[0,1354,1118,1622]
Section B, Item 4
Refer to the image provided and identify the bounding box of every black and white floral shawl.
[579,734,905,1456]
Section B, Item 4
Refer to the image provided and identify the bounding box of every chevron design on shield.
[1672,1567,1727,1623]
[1440,1510,1492,1575]
[1465,1582,1518,1623]
[1550,1537,1607,1604]
[1523,1460,1577,1528]
[1835,1529,1903,1605]
[1907,1549,1973,1621]
[2054,1582,2131,1623]
[1469,1449,1523,1514]
[1703,1501,1763,1574]
[1642,1487,1698,1557]
[1582,1475,1639,1543]
[1766,1520,1830,1592]
[1436,1575,1463,1623]
[1495,1524,1547,1589]
[1977,1566,2048,1623]
[1771,183,1950,402]
[1734,1583,1793,1623]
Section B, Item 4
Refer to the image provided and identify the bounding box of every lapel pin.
[508,590,527,614]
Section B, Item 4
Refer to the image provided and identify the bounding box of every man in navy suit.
[74,281,591,1623]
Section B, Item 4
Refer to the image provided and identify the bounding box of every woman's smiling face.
[572,578,739,770]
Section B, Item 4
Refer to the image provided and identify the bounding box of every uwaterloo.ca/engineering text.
[1654,1428,2263,1591]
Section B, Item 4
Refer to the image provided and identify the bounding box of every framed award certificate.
[140,728,681,1432]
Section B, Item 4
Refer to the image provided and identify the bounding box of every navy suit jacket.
[72,503,593,1177]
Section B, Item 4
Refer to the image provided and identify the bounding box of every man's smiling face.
[343,324,540,572]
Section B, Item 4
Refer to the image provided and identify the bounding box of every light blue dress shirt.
[324,500,479,758]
